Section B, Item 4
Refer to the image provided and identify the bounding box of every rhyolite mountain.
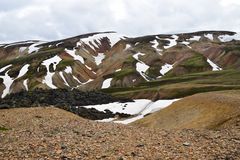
[0,31,240,100]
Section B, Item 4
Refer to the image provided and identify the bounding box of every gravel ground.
[0,107,239,160]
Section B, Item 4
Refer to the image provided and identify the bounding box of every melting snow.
[28,42,45,54]
[133,52,145,60]
[189,36,201,41]
[164,35,178,49]
[218,32,240,42]
[102,78,113,89]
[136,62,150,81]
[59,72,70,87]
[207,59,222,71]
[0,64,14,98]
[94,53,105,65]
[151,38,163,54]
[41,55,62,89]
[19,47,27,52]
[65,66,72,74]
[115,99,179,124]
[23,79,28,91]
[160,63,173,75]
[115,68,121,72]
[0,65,12,73]
[65,49,84,64]
[83,99,179,124]
[204,34,214,41]
[96,118,116,122]
[73,76,82,84]
[0,71,14,98]
[80,32,123,50]
[16,64,30,79]
[125,44,131,50]
[82,99,151,115]
[133,52,149,81]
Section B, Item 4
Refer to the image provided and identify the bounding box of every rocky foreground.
[0,107,239,160]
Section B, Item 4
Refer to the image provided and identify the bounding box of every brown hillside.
[133,90,240,130]
[0,107,239,159]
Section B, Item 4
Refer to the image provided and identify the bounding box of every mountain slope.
[132,90,240,130]
[1,31,240,99]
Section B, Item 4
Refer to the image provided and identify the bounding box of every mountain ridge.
[0,30,240,99]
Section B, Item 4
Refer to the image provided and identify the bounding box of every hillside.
[133,90,240,130]
[0,107,239,159]
[1,31,240,100]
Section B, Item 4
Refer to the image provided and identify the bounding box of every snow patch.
[218,32,240,42]
[115,99,179,124]
[125,44,131,50]
[93,53,105,65]
[83,99,179,124]
[65,49,84,64]
[28,42,45,54]
[133,52,145,60]
[23,79,28,91]
[102,78,113,89]
[136,62,150,81]
[151,38,163,54]
[80,33,123,50]
[0,67,14,98]
[164,35,178,49]
[41,55,62,89]
[160,63,173,75]
[133,52,149,81]
[65,66,72,74]
[207,59,222,71]
[19,47,27,52]
[81,99,151,115]
[0,65,12,73]
[189,36,201,41]
[16,64,30,79]
[96,118,116,122]
[204,34,214,41]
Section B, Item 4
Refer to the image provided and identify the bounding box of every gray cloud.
[0,0,240,42]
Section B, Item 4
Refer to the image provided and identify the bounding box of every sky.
[0,0,240,42]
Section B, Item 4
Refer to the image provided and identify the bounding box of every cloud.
[0,0,239,42]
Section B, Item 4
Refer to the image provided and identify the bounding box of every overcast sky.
[0,0,240,42]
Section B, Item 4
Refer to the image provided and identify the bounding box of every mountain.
[1,30,240,99]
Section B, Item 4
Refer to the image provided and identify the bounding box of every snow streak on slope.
[207,59,222,71]
[189,36,201,41]
[115,99,179,124]
[102,78,113,89]
[41,55,62,89]
[85,99,179,124]
[94,53,105,65]
[28,41,45,54]
[65,49,84,64]
[0,65,13,98]
[218,32,240,42]
[160,63,173,75]
[16,64,30,79]
[133,52,150,81]
[164,35,178,49]
[81,99,151,115]
[23,79,28,91]
[204,34,214,41]
[151,38,162,54]
[80,32,123,50]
